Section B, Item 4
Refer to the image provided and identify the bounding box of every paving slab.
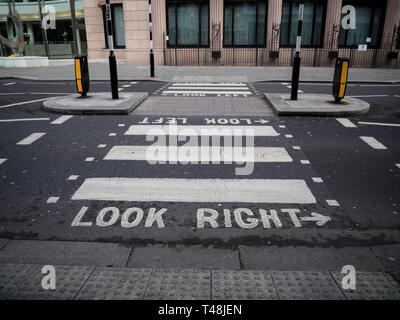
[370,245,400,272]
[42,92,148,115]
[331,271,400,300]
[264,93,370,116]
[238,246,384,271]
[212,270,278,300]
[0,239,10,251]
[127,244,240,270]
[0,240,131,267]
[10,265,94,300]
[76,267,152,300]
[144,269,211,300]
[272,271,345,300]
[0,263,38,299]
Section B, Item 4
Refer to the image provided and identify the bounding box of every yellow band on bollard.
[75,58,83,93]
[338,60,348,98]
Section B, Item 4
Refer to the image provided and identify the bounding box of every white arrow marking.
[300,212,331,226]
[254,119,269,124]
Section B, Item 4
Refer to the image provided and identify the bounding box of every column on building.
[323,0,342,50]
[381,0,400,49]
[152,0,167,64]
[266,0,282,50]
[209,0,224,50]
[124,0,149,64]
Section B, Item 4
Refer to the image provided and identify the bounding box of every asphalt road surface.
[0,79,399,268]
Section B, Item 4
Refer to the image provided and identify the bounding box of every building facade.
[0,0,87,58]
[84,0,400,68]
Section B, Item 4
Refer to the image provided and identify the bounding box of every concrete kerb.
[264,93,370,116]
[43,92,149,115]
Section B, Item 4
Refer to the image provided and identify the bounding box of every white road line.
[130,82,137,84]
[0,158,7,166]
[104,146,293,162]
[67,175,79,181]
[97,144,107,148]
[312,177,323,183]
[0,118,50,123]
[358,121,400,127]
[360,136,388,150]
[3,82,15,86]
[71,178,317,204]
[279,125,286,128]
[28,92,71,95]
[122,84,131,88]
[47,197,59,204]
[171,83,246,87]
[0,93,25,95]
[396,164,400,169]
[281,82,289,85]
[348,95,388,98]
[300,160,310,165]
[51,115,73,125]
[118,124,125,127]
[292,146,301,150]
[336,118,357,128]
[168,87,250,90]
[285,134,293,138]
[16,132,46,145]
[285,85,304,93]
[124,125,279,137]
[326,200,340,206]
[163,90,252,95]
[0,97,60,109]
[109,133,117,136]
[85,157,95,162]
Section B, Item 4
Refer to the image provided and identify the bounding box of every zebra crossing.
[155,82,259,98]
[56,116,351,239]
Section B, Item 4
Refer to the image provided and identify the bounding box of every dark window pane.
[280,3,290,46]
[257,2,266,46]
[224,5,233,46]
[167,5,176,45]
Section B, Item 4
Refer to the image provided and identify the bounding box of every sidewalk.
[1,61,400,83]
[0,239,399,300]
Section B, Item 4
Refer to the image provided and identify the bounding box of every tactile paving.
[0,263,38,299]
[331,271,400,300]
[11,265,94,300]
[144,269,211,300]
[212,270,278,300]
[271,271,345,300]
[76,267,151,300]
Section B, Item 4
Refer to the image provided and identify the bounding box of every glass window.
[339,1,385,48]
[224,0,267,47]
[167,1,209,47]
[280,0,326,47]
[102,3,126,48]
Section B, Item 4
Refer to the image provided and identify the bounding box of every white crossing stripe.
[72,178,316,204]
[312,177,323,183]
[171,83,247,87]
[0,118,50,123]
[336,118,357,128]
[124,125,279,137]
[104,146,293,162]
[169,87,250,90]
[0,158,7,166]
[47,197,59,203]
[326,200,340,206]
[163,90,252,95]
[51,115,73,125]
[358,121,400,127]
[16,132,46,145]
[360,136,388,150]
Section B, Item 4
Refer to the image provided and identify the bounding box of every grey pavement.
[1,62,400,83]
[0,238,399,300]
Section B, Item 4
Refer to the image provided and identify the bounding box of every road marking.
[163,90,252,95]
[51,115,73,125]
[285,85,303,93]
[358,121,400,127]
[0,97,61,109]
[16,132,46,145]
[348,95,388,98]
[285,134,293,138]
[122,84,131,88]
[360,136,388,150]
[300,160,310,165]
[292,146,301,150]
[72,178,317,203]
[0,92,25,95]
[169,86,250,90]
[281,82,289,85]
[118,124,125,127]
[118,88,123,91]
[104,146,293,162]
[97,144,107,148]
[3,82,15,86]
[336,118,357,128]
[312,177,323,183]
[279,125,286,128]
[326,200,340,206]
[108,133,117,136]
[125,125,279,137]
[130,82,137,84]
[47,197,59,204]
[67,175,79,181]
[0,158,6,166]
[171,83,247,87]
[0,118,50,123]
[396,164,400,169]
[85,157,95,162]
